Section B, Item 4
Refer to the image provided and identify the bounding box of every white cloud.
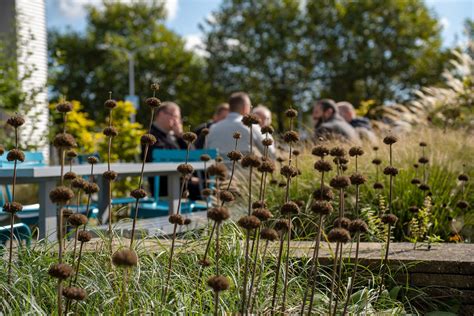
[440,17,450,30]
[57,0,178,21]
[183,33,208,57]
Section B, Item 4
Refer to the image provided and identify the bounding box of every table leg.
[167,173,180,215]
[38,180,57,241]
[97,176,109,224]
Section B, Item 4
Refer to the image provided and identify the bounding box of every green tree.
[204,0,447,130]
[49,1,220,127]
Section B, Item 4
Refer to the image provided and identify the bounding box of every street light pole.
[128,52,136,122]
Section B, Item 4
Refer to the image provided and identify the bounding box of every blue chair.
[0,223,32,247]
[0,151,44,226]
[132,148,217,219]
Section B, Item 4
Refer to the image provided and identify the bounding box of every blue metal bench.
[0,223,32,247]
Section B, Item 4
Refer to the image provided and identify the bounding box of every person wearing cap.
[312,99,360,143]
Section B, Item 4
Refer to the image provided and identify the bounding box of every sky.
[46,0,473,51]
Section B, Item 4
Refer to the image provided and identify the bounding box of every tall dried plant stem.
[378,224,392,297]
[213,222,221,316]
[7,126,19,284]
[107,103,115,259]
[328,241,340,313]
[271,229,286,315]
[250,239,270,314]
[342,232,361,315]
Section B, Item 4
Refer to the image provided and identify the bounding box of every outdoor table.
[0,162,207,241]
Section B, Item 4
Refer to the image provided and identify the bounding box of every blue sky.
[46,0,473,50]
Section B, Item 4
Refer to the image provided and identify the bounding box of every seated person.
[252,104,272,128]
[312,99,360,143]
[337,101,377,143]
[142,101,200,200]
[194,103,229,149]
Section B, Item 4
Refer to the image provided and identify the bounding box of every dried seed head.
[413,163,419,169]
[200,154,211,162]
[274,219,291,232]
[261,125,274,134]
[333,156,348,165]
[104,99,117,109]
[49,186,74,203]
[418,157,429,164]
[276,156,286,163]
[408,206,419,213]
[314,160,332,173]
[329,176,351,189]
[373,146,379,151]
[241,113,261,126]
[278,181,287,187]
[182,132,197,144]
[330,147,346,157]
[86,156,98,165]
[282,131,300,143]
[169,214,185,225]
[184,218,192,225]
[419,141,427,147]
[219,191,235,202]
[241,154,261,168]
[285,108,298,118]
[418,183,430,191]
[227,150,243,161]
[458,174,469,182]
[252,208,273,221]
[177,163,194,175]
[182,190,189,198]
[311,200,333,215]
[63,287,87,301]
[71,178,88,190]
[312,185,334,201]
[349,219,368,234]
[411,178,421,185]
[233,132,241,139]
[349,146,364,157]
[260,228,279,241]
[350,173,367,185]
[64,171,77,181]
[383,166,399,176]
[130,188,147,199]
[207,206,230,222]
[199,259,211,267]
[66,150,78,159]
[146,97,161,108]
[7,115,25,128]
[252,201,267,209]
[269,179,278,186]
[312,145,329,158]
[83,183,99,194]
[141,134,157,146]
[3,202,23,213]
[373,182,384,190]
[456,200,469,209]
[207,275,230,292]
[201,128,209,136]
[371,158,382,165]
[103,126,119,137]
[112,249,138,267]
[48,263,73,279]
[201,188,213,197]
[151,83,160,92]
[68,213,88,227]
[383,135,398,145]
[258,159,276,173]
[103,170,118,181]
[333,217,351,229]
[53,133,77,148]
[262,138,274,147]
[77,230,92,242]
[381,213,398,225]
[207,163,228,179]
[292,149,300,157]
[7,149,25,162]
[280,165,298,178]
[56,101,73,113]
[237,215,261,229]
[280,201,300,215]
[327,228,351,243]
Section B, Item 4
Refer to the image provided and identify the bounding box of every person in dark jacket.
[193,103,229,149]
[337,101,377,143]
[312,99,360,143]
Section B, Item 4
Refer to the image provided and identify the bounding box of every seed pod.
[87,156,99,164]
[262,138,273,147]
[112,249,138,267]
[411,178,421,185]
[63,287,87,301]
[219,191,235,203]
[418,183,430,191]
[103,126,119,137]
[103,170,118,181]
[274,219,291,232]
[184,218,191,225]
[252,201,267,209]
[48,263,73,279]
[312,145,329,157]
[200,154,211,162]
[285,108,298,118]
[207,206,230,222]
[282,131,299,143]
[383,135,398,145]
[311,200,332,215]
[258,160,276,173]
[207,275,230,292]
[182,132,197,144]
[68,213,88,227]
[227,150,243,161]
[330,147,346,157]
[348,146,364,157]
[408,206,419,213]
[241,154,261,168]
[233,132,241,139]
[201,128,209,136]
[418,157,429,164]
[349,219,368,234]
[260,228,279,241]
[280,201,300,215]
[333,217,351,229]
[7,149,25,162]
[207,163,228,179]
[383,166,399,176]
[381,213,398,225]
[104,99,117,109]
[373,182,384,190]
[261,125,274,134]
[64,171,77,181]
[371,158,382,165]
[252,208,273,221]
[329,176,351,189]
[373,146,379,151]
[237,215,261,229]
[327,228,351,243]
[312,185,334,201]
[141,134,157,146]
[3,202,23,213]
[145,97,161,108]
[130,188,147,199]
[53,133,77,148]
[177,163,194,175]
[201,188,213,197]
[350,173,367,185]
[456,200,469,209]
[169,214,185,225]
[314,160,332,172]
[280,165,298,178]
[83,183,99,194]
[241,113,260,126]
[7,115,25,128]
[77,231,92,242]
[333,156,348,165]
[56,102,73,113]
[458,174,469,182]
[71,178,88,190]
[199,259,211,267]
[419,141,427,147]
[50,186,74,203]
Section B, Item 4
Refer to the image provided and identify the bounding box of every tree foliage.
[48,1,220,127]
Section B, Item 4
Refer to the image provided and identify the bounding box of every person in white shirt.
[207,92,275,158]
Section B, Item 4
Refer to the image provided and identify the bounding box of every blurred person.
[207,92,275,158]
[253,104,272,128]
[194,103,229,149]
[312,99,360,143]
[337,101,377,143]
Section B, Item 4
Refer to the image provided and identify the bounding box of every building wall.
[15,0,49,162]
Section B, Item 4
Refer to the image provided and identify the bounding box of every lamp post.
[97,43,163,122]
